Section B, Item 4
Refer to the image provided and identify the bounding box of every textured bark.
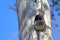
[16,0,53,40]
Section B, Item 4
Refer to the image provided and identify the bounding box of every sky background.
[0,0,18,40]
[0,0,60,40]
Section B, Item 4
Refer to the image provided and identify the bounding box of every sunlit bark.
[16,0,53,40]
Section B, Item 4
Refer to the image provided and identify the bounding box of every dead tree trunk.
[16,0,53,40]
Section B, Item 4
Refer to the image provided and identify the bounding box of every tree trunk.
[16,0,53,40]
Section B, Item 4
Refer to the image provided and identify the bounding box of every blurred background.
[0,0,18,40]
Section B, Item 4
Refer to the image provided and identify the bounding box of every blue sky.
[0,0,60,40]
[50,0,60,40]
[0,0,18,40]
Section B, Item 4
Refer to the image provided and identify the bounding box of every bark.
[16,0,53,40]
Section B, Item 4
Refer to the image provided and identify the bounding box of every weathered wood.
[16,0,53,40]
